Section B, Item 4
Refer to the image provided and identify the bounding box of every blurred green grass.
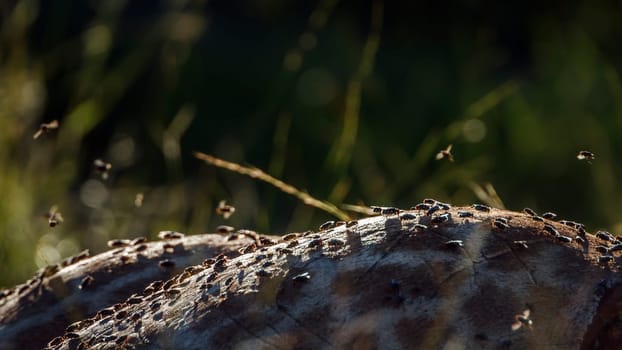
[2,0,622,287]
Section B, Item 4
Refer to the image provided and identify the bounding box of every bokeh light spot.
[84,25,112,56]
[35,234,62,268]
[283,49,303,71]
[80,179,109,208]
[297,68,338,106]
[56,238,80,258]
[462,119,487,143]
[110,136,135,166]
[299,32,317,51]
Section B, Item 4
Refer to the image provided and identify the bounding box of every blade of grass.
[324,1,383,206]
[194,152,350,221]
[469,182,505,209]
[328,1,384,173]
[463,80,519,120]
[340,203,375,215]
[268,112,291,178]
[326,0,383,173]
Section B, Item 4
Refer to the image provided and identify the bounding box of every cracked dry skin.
[4,205,622,350]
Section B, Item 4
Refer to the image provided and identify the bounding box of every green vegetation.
[1,1,622,287]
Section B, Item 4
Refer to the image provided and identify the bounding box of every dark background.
[1,0,621,287]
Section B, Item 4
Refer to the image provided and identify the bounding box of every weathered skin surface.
[0,233,262,350]
[3,205,622,349]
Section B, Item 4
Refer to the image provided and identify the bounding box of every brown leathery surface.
[4,205,622,349]
[0,233,260,350]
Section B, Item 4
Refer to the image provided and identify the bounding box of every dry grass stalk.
[194,152,350,221]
